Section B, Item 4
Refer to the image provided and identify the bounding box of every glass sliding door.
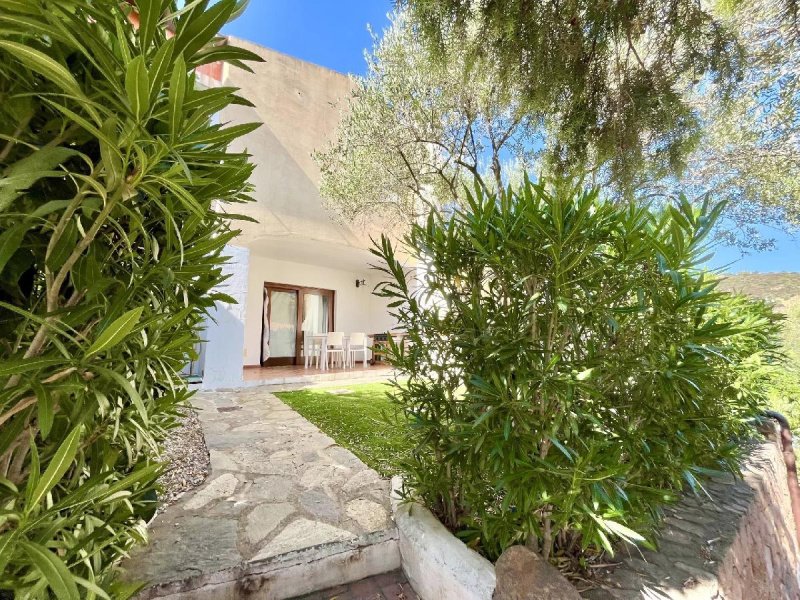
[261,283,334,366]
[262,288,298,365]
[301,292,330,335]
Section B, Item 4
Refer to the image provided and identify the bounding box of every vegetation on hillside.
[0,1,258,596]
[719,273,800,425]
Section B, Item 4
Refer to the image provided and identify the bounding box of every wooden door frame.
[261,282,335,366]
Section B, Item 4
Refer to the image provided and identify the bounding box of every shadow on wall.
[201,302,246,390]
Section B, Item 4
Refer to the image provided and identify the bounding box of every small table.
[368,333,407,365]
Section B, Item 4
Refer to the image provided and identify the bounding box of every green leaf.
[74,577,112,600]
[125,55,150,120]
[0,221,27,275]
[98,367,149,424]
[168,54,187,139]
[548,436,574,463]
[0,147,81,211]
[148,36,175,101]
[136,0,163,52]
[0,532,17,574]
[86,307,144,356]
[0,357,65,379]
[25,430,41,507]
[174,0,235,58]
[34,381,54,439]
[99,118,123,189]
[27,425,82,511]
[21,540,80,600]
[602,519,646,543]
[190,43,262,68]
[0,40,83,98]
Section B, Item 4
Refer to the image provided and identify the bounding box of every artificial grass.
[274,382,412,477]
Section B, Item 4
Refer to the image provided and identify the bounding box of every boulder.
[493,545,582,600]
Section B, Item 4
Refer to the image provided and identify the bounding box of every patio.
[124,385,399,599]
[242,363,393,386]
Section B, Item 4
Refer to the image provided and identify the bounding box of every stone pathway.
[124,386,394,597]
[292,571,419,600]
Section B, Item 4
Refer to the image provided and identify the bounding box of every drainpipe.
[762,410,800,545]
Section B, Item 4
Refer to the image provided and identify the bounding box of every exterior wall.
[200,39,402,378]
[218,38,369,253]
[244,253,396,367]
[584,427,800,600]
[717,426,800,600]
[201,246,250,389]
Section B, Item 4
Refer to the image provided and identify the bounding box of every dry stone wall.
[584,425,800,599]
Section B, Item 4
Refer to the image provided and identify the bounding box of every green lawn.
[274,382,412,476]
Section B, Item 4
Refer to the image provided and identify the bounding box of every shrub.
[373,178,783,562]
[0,1,258,596]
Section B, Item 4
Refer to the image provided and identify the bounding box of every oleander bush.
[0,1,257,596]
[374,178,783,564]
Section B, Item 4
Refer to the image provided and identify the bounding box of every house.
[196,38,398,389]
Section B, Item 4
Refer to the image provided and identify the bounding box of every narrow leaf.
[0,40,83,97]
[0,222,27,274]
[125,55,150,120]
[86,307,143,356]
[168,54,187,138]
[0,532,16,574]
[27,425,82,510]
[21,541,80,600]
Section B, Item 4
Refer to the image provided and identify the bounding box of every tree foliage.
[374,178,782,563]
[674,0,800,249]
[400,0,743,194]
[316,12,542,227]
[0,0,257,596]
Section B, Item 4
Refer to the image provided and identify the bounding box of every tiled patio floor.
[123,385,397,598]
[243,363,393,386]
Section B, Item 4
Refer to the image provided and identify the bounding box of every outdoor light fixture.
[355,278,366,288]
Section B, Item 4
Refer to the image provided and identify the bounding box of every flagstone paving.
[124,386,393,592]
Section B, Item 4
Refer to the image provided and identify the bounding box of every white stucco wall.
[244,253,396,366]
[201,245,250,389]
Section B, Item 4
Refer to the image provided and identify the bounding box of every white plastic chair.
[325,331,346,369]
[348,332,368,368]
[304,332,322,368]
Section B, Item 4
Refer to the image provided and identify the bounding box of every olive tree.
[315,12,543,227]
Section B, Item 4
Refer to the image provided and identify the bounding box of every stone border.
[137,529,401,600]
[390,477,496,600]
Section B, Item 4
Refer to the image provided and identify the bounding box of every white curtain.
[302,294,329,334]
[262,290,270,360]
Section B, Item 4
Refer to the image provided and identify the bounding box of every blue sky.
[224,2,798,274]
[223,1,393,75]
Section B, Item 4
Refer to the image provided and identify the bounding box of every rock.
[184,473,239,510]
[299,464,350,489]
[251,518,355,560]
[346,498,390,531]
[245,502,294,545]
[493,545,582,600]
[342,469,382,494]
[299,489,341,522]
[247,475,295,502]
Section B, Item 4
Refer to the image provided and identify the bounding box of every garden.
[281,180,786,578]
[1,0,799,598]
